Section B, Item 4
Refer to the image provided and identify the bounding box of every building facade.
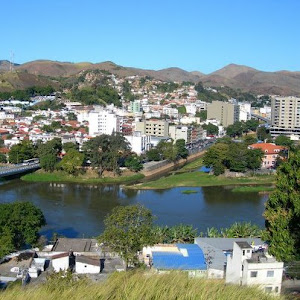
[270,96,300,138]
[207,101,240,127]
[124,131,151,155]
[135,119,169,137]
[226,242,283,295]
[88,109,122,137]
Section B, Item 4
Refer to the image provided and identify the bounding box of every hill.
[1,59,300,95]
[0,271,282,300]
[0,71,59,92]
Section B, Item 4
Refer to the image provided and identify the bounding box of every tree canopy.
[0,202,46,257]
[263,150,300,262]
[98,205,154,269]
[9,140,35,164]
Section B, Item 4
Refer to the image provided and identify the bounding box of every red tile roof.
[249,143,286,155]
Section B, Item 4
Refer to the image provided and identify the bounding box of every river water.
[0,179,268,238]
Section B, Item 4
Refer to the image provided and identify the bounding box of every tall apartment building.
[169,125,203,145]
[88,109,122,137]
[207,101,239,127]
[135,119,169,137]
[270,96,300,138]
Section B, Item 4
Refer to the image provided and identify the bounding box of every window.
[250,271,258,277]
[267,270,274,277]
[275,287,279,293]
[243,250,245,255]
[265,287,272,293]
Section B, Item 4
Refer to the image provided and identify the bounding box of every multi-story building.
[124,131,151,155]
[128,100,143,113]
[207,101,239,127]
[238,103,251,122]
[169,125,203,145]
[248,143,286,169]
[226,241,283,295]
[135,119,169,137]
[270,96,300,138]
[88,108,122,137]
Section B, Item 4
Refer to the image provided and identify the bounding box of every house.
[248,143,286,169]
[226,241,284,295]
[52,252,75,272]
[75,256,101,274]
[143,244,207,277]
[195,237,264,279]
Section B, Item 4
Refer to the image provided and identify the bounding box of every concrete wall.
[75,262,100,274]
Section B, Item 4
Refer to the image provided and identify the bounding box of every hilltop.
[1,59,300,95]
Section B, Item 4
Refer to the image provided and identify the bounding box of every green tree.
[58,149,84,175]
[146,148,161,161]
[275,135,293,148]
[153,224,197,244]
[196,110,207,121]
[256,126,270,141]
[263,150,300,261]
[0,202,46,257]
[156,140,178,162]
[0,153,7,163]
[225,143,248,172]
[243,135,258,146]
[40,153,57,172]
[9,140,35,164]
[226,121,245,137]
[246,148,263,170]
[175,139,189,159]
[83,133,130,176]
[98,205,154,269]
[36,138,62,172]
[67,112,77,121]
[125,155,143,172]
[63,142,79,153]
[203,123,218,136]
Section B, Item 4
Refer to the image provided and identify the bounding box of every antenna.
[10,51,15,72]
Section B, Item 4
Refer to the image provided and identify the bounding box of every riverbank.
[21,170,144,184]
[128,171,276,190]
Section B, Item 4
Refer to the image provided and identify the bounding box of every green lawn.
[21,171,144,184]
[180,157,204,171]
[131,171,276,190]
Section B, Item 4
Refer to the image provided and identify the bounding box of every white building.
[238,103,251,122]
[75,256,101,274]
[124,131,151,155]
[226,241,283,295]
[89,108,123,137]
[52,253,73,272]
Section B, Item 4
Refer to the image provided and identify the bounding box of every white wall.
[75,262,100,274]
[52,257,69,272]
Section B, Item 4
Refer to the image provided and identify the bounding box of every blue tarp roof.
[199,166,211,173]
[152,244,207,270]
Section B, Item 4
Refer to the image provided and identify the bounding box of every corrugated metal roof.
[152,244,206,270]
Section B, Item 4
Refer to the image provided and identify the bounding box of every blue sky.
[1,0,299,73]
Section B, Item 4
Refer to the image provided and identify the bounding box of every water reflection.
[0,179,268,238]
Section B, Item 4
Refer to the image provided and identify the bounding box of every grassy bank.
[0,271,281,300]
[130,171,276,190]
[21,170,144,184]
[180,157,204,171]
[231,185,275,193]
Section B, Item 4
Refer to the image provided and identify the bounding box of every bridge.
[0,163,40,178]
[251,113,271,124]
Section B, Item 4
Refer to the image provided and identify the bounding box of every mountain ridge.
[1,59,300,95]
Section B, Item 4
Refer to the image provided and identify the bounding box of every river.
[0,179,268,238]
